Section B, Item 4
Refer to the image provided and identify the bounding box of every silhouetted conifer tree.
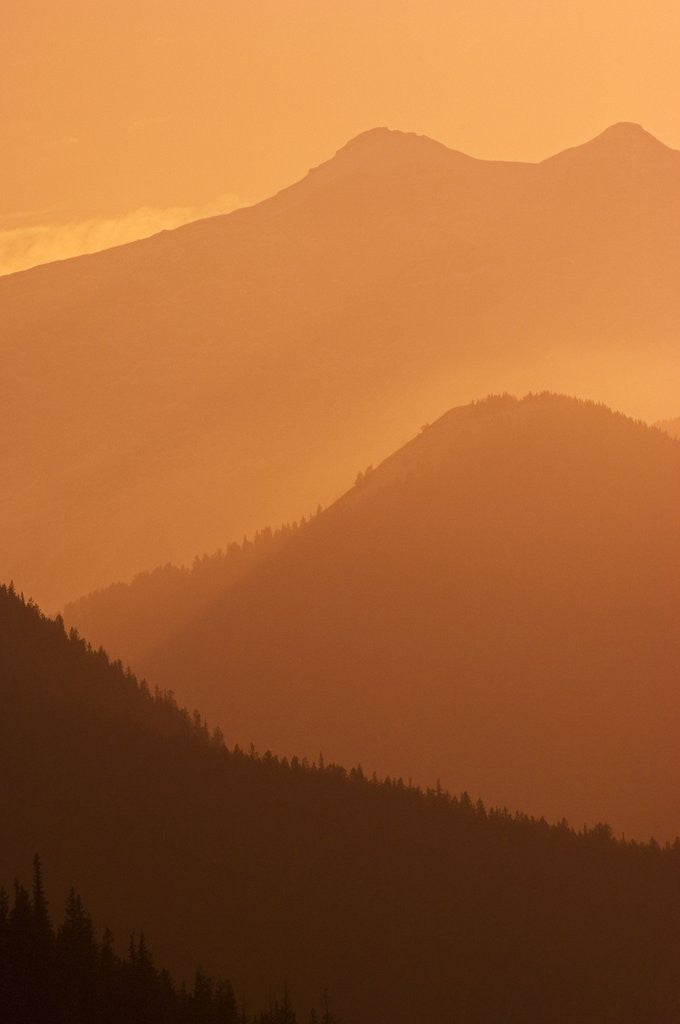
[0,860,329,1024]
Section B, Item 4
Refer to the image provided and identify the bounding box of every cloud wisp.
[0,194,243,277]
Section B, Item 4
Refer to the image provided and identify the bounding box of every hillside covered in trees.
[67,393,680,840]
[64,523,303,678]
[4,582,680,1022]
[655,415,680,438]
[0,857,332,1024]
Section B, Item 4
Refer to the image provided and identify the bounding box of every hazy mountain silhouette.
[67,394,680,840]
[5,583,680,1023]
[655,415,680,438]
[64,525,295,679]
[3,124,680,610]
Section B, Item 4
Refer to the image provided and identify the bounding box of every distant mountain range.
[3,123,680,610]
[5,581,680,1023]
[67,393,680,840]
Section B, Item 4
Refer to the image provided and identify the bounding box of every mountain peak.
[341,126,449,153]
[316,122,675,183]
[307,126,468,179]
[602,120,647,135]
[542,120,675,173]
[595,121,666,148]
[343,126,399,146]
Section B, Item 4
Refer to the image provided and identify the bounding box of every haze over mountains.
[3,123,680,611]
[6,582,680,1024]
[67,394,680,841]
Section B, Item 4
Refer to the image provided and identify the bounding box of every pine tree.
[57,887,97,1022]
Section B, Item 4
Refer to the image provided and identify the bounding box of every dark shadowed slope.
[69,394,680,840]
[3,123,680,610]
[4,584,680,1024]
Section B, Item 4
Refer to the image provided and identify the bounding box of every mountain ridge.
[65,393,680,840]
[3,123,680,611]
[3,122,676,282]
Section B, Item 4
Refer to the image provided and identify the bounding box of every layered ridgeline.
[64,525,298,679]
[67,394,680,840]
[4,585,680,1024]
[4,123,680,610]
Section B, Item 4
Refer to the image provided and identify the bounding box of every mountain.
[3,123,680,611]
[64,525,295,679]
[67,394,680,840]
[655,415,680,438]
[4,583,680,1023]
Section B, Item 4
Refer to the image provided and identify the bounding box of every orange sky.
[2,0,679,271]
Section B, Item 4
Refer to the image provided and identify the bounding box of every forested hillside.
[68,393,680,840]
[655,415,680,438]
[64,523,301,676]
[0,857,331,1024]
[4,583,680,1023]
